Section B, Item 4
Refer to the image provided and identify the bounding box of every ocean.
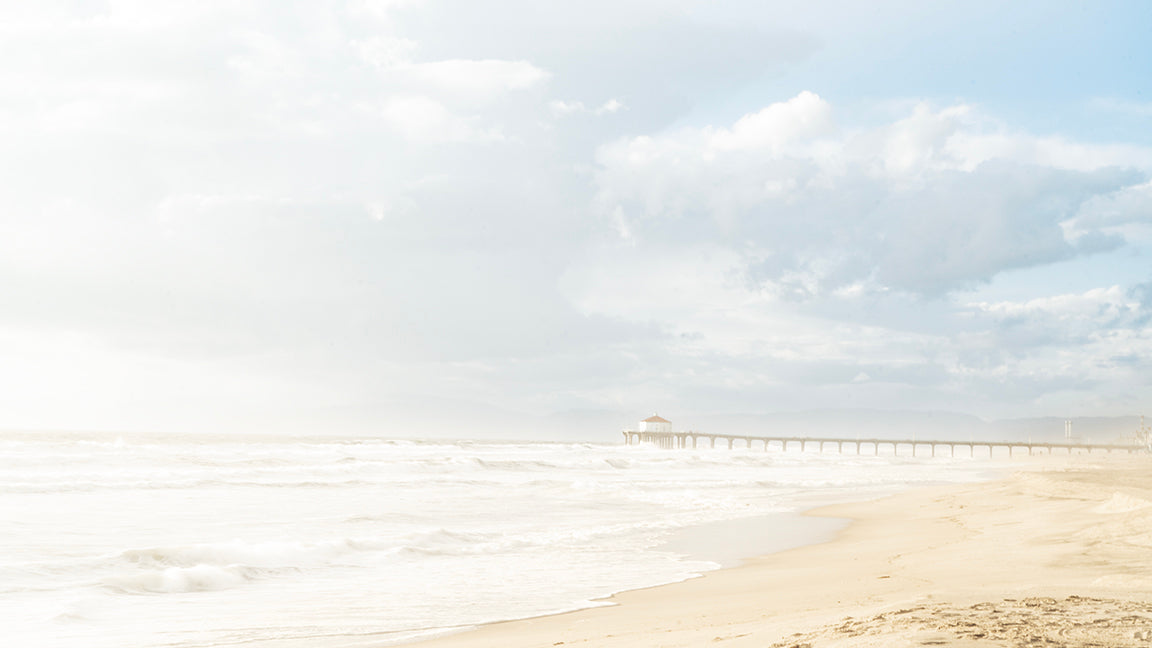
[0,431,1011,647]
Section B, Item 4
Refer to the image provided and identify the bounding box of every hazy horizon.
[3,1,1151,437]
[3,407,1143,447]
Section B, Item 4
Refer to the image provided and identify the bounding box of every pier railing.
[621,430,1144,457]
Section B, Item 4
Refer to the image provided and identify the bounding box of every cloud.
[707,90,834,152]
[226,29,300,78]
[353,37,548,100]
[549,98,625,117]
[401,59,547,96]
[1069,180,1152,229]
[593,93,1151,298]
[352,0,425,20]
[375,94,503,142]
[1131,282,1152,317]
[346,36,549,140]
[3,2,1151,432]
[946,131,1152,174]
[949,286,1152,410]
[863,162,1134,295]
[968,286,1145,348]
[352,36,419,69]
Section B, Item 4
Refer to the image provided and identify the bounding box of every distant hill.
[989,416,1141,445]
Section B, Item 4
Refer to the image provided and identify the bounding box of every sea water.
[0,431,1010,647]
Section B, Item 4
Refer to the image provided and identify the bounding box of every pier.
[621,430,1144,457]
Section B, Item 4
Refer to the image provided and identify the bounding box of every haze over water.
[0,431,1010,647]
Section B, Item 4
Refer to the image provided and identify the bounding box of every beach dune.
[408,456,1152,647]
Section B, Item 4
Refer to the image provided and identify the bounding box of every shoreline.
[403,454,1152,647]
[657,510,849,570]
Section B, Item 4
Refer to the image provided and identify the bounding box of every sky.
[2,0,1151,436]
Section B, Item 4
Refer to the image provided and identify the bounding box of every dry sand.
[406,455,1152,648]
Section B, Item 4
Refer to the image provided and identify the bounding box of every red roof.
[643,415,670,423]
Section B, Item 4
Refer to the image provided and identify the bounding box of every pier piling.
[621,431,1142,457]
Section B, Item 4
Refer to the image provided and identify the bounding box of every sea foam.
[0,431,1009,648]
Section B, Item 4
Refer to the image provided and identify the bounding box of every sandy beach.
[407,455,1152,648]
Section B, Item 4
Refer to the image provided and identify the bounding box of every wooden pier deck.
[622,430,1144,457]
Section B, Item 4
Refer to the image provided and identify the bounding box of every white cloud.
[351,0,425,22]
[3,2,1151,429]
[593,92,1152,297]
[561,243,938,369]
[375,94,503,142]
[402,59,548,96]
[549,99,585,116]
[707,90,833,152]
[348,36,549,132]
[970,286,1136,325]
[871,103,974,176]
[550,98,626,117]
[351,36,419,70]
[1068,180,1152,229]
[947,132,1152,174]
[596,98,624,115]
[957,286,1152,397]
[226,29,299,78]
[353,36,548,100]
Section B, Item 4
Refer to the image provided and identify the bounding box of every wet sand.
[405,455,1152,647]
